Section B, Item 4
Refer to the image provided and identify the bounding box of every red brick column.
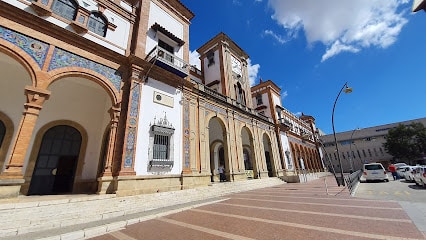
[3,86,50,177]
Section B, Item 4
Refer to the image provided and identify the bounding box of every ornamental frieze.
[0,26,49,69]
[48,48,122,91]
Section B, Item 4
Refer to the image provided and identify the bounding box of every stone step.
[0,178,285,238]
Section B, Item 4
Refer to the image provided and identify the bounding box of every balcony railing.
[191,81,273,123]
[146,46,189,78]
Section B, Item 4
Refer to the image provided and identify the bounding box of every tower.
[196,33,253,109]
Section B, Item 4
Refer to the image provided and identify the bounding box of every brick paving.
[90,177,425,240]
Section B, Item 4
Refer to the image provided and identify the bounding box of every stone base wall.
[181,173,210,189]
[115,174,182,197]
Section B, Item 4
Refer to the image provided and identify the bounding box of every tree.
[383,122,426,165]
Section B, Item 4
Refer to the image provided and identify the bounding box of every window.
[51,0,78,21]
[158,40,174,63]
[357,150,361,159]
[207,51,215,67]
[88,12,107,37]
[149,115,175,171]
[368,149,372,157]
[379,147,384,156]
[362,149,366,157]
[153,134,169,160]
[256,94,263,105]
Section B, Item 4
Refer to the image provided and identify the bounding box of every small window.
[153,134,169,160]
[256,94,263,105]
[207,51,215,67]
[51,0,78,21]
[88,12,107,37]
[158,40,174,62]
[362,149,367,157]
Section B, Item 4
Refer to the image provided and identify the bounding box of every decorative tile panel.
[183,98,190,168]
[48,48,122,91]
[0,26,49,68]
[124,82,141,168]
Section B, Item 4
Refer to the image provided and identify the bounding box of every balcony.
[146,46,189,78]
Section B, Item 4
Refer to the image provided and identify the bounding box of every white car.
[404,166,419,182]
[414,166,426,187]
[362,163,389,182]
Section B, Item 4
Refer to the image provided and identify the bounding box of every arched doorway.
[263,133,276,177]
[241,126,256,179]
[208,117,229,182]
[29,125,82,195]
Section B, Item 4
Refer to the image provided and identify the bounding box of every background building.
[320,117,426,173]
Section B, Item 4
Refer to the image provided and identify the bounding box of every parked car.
[413,166,426,187]
[403,166,419,182]
[397,166,409,180]
[362,163,389,182]
[394,162,407,168]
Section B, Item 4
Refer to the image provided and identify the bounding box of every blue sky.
[180,0,426,134]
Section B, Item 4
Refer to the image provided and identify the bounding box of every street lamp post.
[332,82,352,187]
[349,128,360,172]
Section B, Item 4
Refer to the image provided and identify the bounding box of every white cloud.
[281,90,288,99]
[247,59,260,86]
[267,0,409,61]
[263,30,288,44]
[189,50,201,69]
[321,41,360,62]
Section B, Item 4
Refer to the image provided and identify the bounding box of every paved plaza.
[1,176,425,240]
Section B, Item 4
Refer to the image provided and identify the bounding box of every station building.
[0,0,325,198]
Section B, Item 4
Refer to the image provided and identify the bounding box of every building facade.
[320,117,426,173]
[0,0,324,198]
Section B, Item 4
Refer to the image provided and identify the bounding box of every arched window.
[51,0,78,21]
[88,12,107,37]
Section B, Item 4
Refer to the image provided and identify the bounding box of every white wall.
[145,1,184,58]
[134,78,183,175]
[280,132,293,170]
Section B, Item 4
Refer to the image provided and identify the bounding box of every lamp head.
[344,86,352,94]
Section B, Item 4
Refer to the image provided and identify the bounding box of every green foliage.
[383,122,426,164]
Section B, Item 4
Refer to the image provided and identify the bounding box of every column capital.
[24,86,51,115]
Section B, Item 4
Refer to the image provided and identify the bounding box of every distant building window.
[368,149,372,157]
[379,148,384,156]
[357,150,361,159]
[256,94,263,105]
[207,51,215,67]
[51,0,78,21]
[373,148,378,157]
[259,111,265,116]
[88,12,107,37]
[362,149,367,157]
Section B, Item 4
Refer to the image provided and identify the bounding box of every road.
[354,175,426,234]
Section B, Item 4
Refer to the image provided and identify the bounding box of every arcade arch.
[208,117,230,182]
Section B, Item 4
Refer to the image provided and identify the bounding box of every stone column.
[100,106,120,177]
[3,86,50,177]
